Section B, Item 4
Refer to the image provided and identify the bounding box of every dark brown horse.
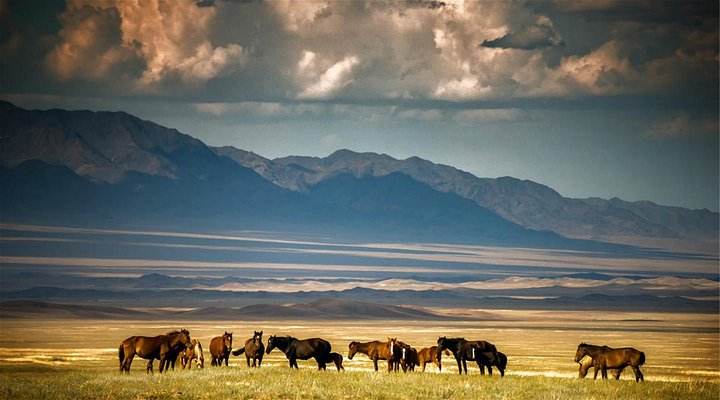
[348,338,400,372]
[267,335,331,369]
[118,329,191,373]
[437,336,497,375]
[397,341,418,372]
[575,343,624,380]
[232,330,265,368]
[575,343,645,382]
[325,352,345,371]
[181,339,204,369]
[210,332,233,367]
[418,346,450,372]
[478,350,507,376]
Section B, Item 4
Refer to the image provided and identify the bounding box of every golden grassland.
[1,365,719,400]
[0,311,718,399]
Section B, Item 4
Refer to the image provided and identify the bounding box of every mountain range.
[1,101,716,252]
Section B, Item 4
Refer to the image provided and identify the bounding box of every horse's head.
[436,337,447,357]
[253,331,263,345]
[266,335,276,354]
[348,341,359,360]
[575,343,589,363]
[179,329,192,348]
[223,332,233,351]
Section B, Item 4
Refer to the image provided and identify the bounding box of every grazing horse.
[418,346,450,372]
[575,343,645,382]
[575,344,624,380]
[210,332,233,367]
[118,329,191,373]
[232,331,265,368]
[478,351,507,377]
[437,336,497,375]
[347,339,400,372]
[267,335,331,370]
[325,352,345,371]
[181,339,204,369]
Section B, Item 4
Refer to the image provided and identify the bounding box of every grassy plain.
[0,311,717,399]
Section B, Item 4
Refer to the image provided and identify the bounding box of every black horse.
[266,335,331,370]
[437,336,497,375]
[478,350,507,377]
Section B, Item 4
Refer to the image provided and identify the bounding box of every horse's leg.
[479,362,485,375]
[422,361,427,372]
[225,354,229,367]
[146,359,153,374]
[455,355,462,375]
[593,365,599,380]
[614,367,624,380]
[462,358,467,375]
[246,355,251,367]
[601,365,608,380]
[488,365,493,376]
[632,366,643,382]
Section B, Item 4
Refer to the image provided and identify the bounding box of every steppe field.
[0,311,718,400]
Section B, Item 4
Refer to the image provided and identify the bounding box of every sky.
[1,0,718,211]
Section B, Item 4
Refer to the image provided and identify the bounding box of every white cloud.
[297,55,360,99]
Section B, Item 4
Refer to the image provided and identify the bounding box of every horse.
[118,329,191,373]
[232,330,265,368]
[478,350,507,377]
[267,335,331,370]
[575,343,645,382]
[397,342,418,372]
[181,339,204,369]
[437,336,497,375]
[574,343,624,380]
[348,338,400,372]
[210,332,233,367]
[418,346,450,372]
[325,352,345,371]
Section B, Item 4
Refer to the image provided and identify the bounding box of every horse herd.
[118,330,646,382]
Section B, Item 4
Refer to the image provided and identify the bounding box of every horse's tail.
[232,348,245,356]
[118,344,124,369]
[638,351,646,366]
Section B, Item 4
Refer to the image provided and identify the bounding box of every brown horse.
[267,335,331,369]
[181,339,204,369]
[348,338,400,372]
[210,332,233,367]
[478,350,507,377]
[118,329,191,373]
[437,336,497,375]
[575,343,645,382]
[232,330,265,368]
[325,352,345,371]
[575,343,625,380]
[418,346,450,372]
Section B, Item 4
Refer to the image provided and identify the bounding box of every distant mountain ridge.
[1,101,716,251]
[214,146,718,247]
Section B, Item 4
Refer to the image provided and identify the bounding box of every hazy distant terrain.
[1,224,716,315]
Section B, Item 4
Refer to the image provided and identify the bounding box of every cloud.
[482,16,563,49]
[453,108,527,124]
[46,0,247,86]
[297,54,360,99]
[45,5,142,81]
[6,0,719,104]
